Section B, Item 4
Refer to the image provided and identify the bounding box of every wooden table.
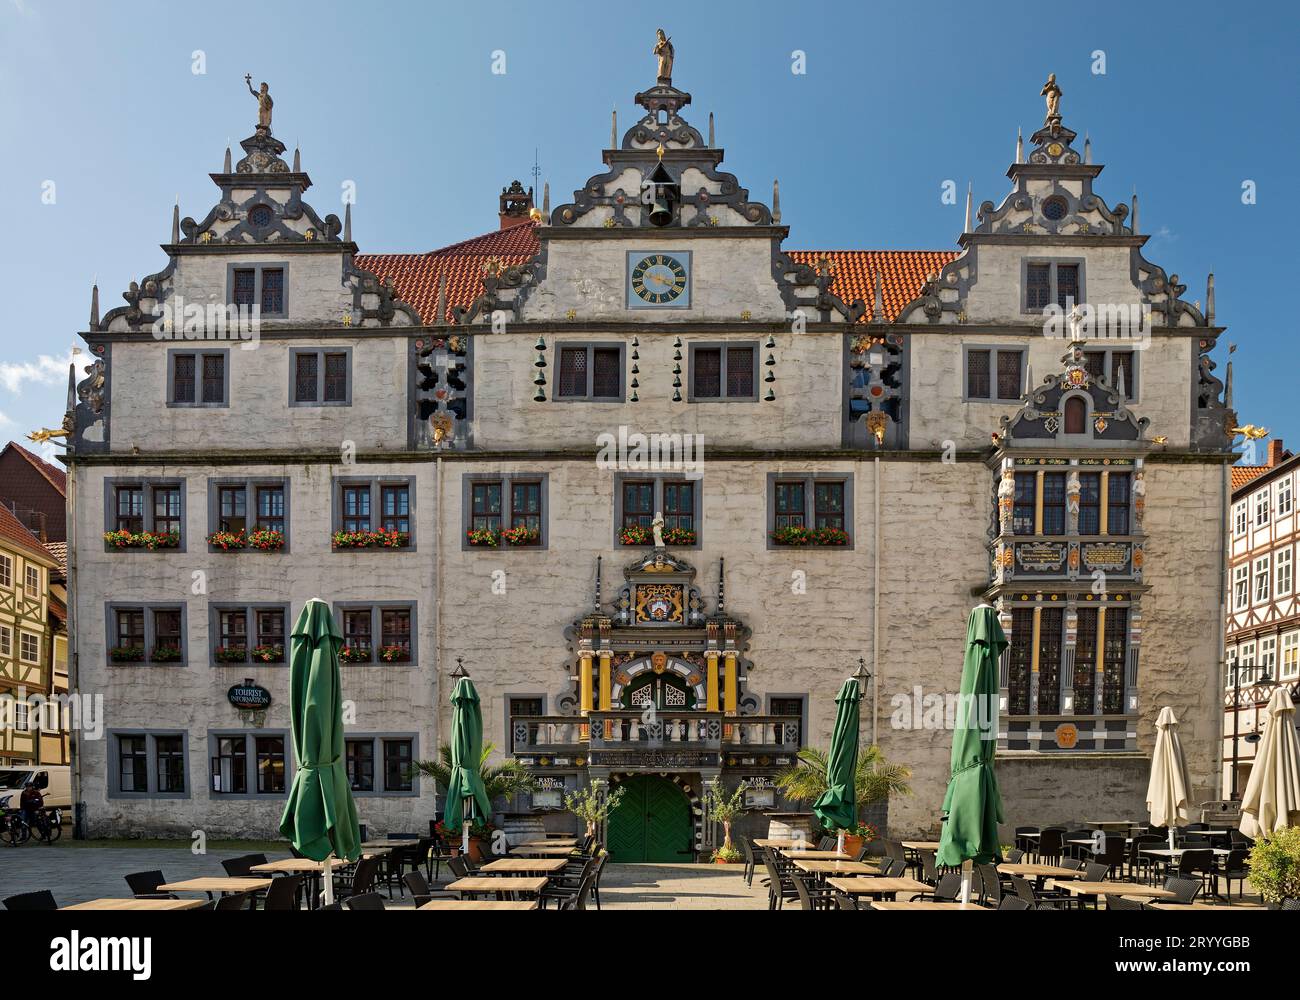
[1144,901,1266,911]
[997,862,1083,881]
[901,841,942,851]
[509,845,576,857]
[754,838,809,849]
[357,843,396,853]
[827,877,930,899]
[446,876,548,899]
[61,898,207,911]
[870,901,991,911]
[791,860,876,878]
[478,858,569,875]
[1084,821,1136,830]
[781,849,852,861]
[515,838,578,848]
[157,877,273,898]
[1140,848,1231,858]
[418,899,538,911]
[1056,881,1176,900]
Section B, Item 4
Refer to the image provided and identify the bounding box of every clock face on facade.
[627,251,691,309]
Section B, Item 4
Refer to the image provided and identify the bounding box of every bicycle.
[31,807,62,844]
[0,799,31,847]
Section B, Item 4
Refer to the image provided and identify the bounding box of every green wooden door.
[607,775,693,863]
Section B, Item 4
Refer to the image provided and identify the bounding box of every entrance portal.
[607,774,694,863]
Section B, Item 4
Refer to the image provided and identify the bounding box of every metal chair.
[912,872,962,902]
[1084,862,1110,882]
[1162,875,1202,905]
[263,874,304,911]
[343,892,386,911]
[1105,894,1146,911]
[740,837,758,887]
[214,891,254,911]
[761,852,798,910]
[1005,848,1025,864]
[792,874,833,911]
[1217,849,1250,900]
[3,890,56,911]
[998,895,1031,910]
[834,891,860,910]
[1013,826,1038,855]
[975,863,1003,907]
[1036,828,1066,865]
[123,870,177,899]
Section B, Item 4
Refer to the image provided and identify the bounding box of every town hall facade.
[64,40,1234,858]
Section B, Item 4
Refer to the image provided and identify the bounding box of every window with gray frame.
[614,474,701,547]
[168,349,229,407]
[1023,259,1082,312]
[554,343,623,400]
[965,347,1025,402]
[1082,348,1138,400]
[342,735,419,794]
[107,603,187,665]
[208,730,291,796]
[461,474,548,549]
[228,262,287,318]
[106,479,186,546]
[334,602,417,665]
[332,478,415,547]
[290,348,351,405]
[688,343,758,401]
[208,477,289,549]
[108,731,190,799]
[766,474,853,547]
[211,603,289,665]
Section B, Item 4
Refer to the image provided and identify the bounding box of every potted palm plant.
[564,780,626,839]
[412,741,534,862]
[705,780,748,863]
[775,743,911,853]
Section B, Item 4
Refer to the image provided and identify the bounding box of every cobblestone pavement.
[0,844,767,910]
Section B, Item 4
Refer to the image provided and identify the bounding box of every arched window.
[1063,395,1087,435]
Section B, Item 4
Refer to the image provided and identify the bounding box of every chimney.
[1268,438,1286,467]
[498,179,534,230]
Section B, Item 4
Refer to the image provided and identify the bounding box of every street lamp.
[853,657,876,748]
[450,656,470,680]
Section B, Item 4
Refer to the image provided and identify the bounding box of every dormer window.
[1023,260,1083,312]
[249,204,274,228]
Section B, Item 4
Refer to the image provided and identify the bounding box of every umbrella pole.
[1168,827,1176,851]
[960,860,972,905]
[322,854,335,906]
[462,796,471,857]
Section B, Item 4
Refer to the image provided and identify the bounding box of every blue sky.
[1,0,1295,462]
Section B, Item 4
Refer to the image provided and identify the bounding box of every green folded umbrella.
[443,677,492,851]
[279,599,361,866]
[812,678,862,834]
[937,605,1007,868]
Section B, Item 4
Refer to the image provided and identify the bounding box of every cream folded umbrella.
[1239,688,1300,840]
[1147,706,1192,851]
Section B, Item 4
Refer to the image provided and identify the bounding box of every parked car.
[0,766,71,813]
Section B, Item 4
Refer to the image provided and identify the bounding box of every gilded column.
[723,651,738,714]
[598,651,612,711]
[705,651,720,712]
[579,652,594,715]
[1028,606,1042,713]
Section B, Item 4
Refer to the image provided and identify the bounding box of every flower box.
[206,530,246,551]
[247,529,286,551]
[214,645,248,663]
[661,527,696,546]
[339,645,371,664]
[619,525,651,546]
[332,529,409,549]
[250,644,284,664]
[151,644,182,663]
[109,645,145,663]
[466,528,500,547]
[499,526,541,546]
[769,526,851,547]
[377,644,410,663]
[104,530,181,550]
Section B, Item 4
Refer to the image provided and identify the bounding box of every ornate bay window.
[986,344,1149,752]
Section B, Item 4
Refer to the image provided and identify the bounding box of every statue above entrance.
[653,29,674,85]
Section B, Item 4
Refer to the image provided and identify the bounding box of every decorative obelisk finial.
[1083,132,1092,164]
[1015,127,1024,163]
[224,144,232,173]
[292,146,300,172]
[872,270,885,323]
[653,28,674,86]
[171,198,180,244]
[542,182,550,218]
[343,202,352,242]
[772,179,781,223]
[1207,272,1215,325]
[708,112,715,148]
[89,282,100,330]
[964,182,972,233]
[435,271,447,325]
[245,74,273,134]
[610,108,618,149]
[1131,190,1139,236]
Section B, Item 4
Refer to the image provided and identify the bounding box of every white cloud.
[0,351,77,394]
[0,410,12,428]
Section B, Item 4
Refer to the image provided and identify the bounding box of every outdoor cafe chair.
[792,874,834,911]
[318,902,344,911]
[761,853,798,910]
[1105,894,1146,911]
[214,891,254,911]
[1092,834,1126,876]
[589,852,609,910]
[1005,848,1025,864]
[426,833,452,882]
[124,870,177,899]
[920,850,939,886]
[1281,898,1300,911]
[3,890,56,911]
[1084,862,1110,882]
[1127,835,1165,883]
[335,856,382,903]
[999,895,1031,910]
[402,871,457,907]
[1217,849,1250,900]
[1176,849,1215,896]
[1162,875,1202,905]
[1010,874,1039,906]
[1035,828,1065,865]
[1013,826,1038,854]
[1063,829,1093,859]
[834,891,859,911]
[976,863,1003,907]
[221,853,268,878]
[911,872,962,903]
[263,874,304,911]
[1058,858,1084,872]
[740,837,757,886]
[343,892,386,911]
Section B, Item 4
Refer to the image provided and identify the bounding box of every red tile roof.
[1231,466,1269,491]
[356,224,958,325]
[2,442,66,497]
[0,503,56,566]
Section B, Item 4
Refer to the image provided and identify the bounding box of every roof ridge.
[3,440,67,496]
[0,501,56,565]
